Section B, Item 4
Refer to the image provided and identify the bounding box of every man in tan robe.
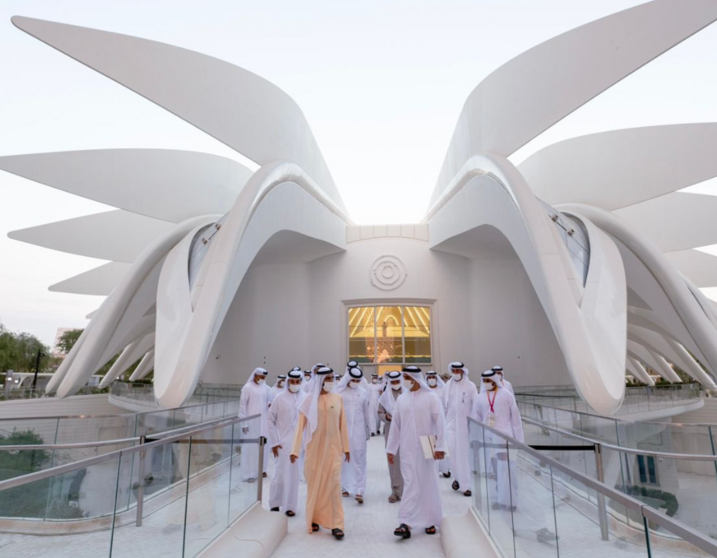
[291,366,350,540]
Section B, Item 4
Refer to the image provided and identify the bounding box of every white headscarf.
[378,370,404,415]
[481,369,502,391]
[298,366,334,447]
[248,367,268,384]
[447,361,469,377]
[426,370,445,388]
[337,366,364,394]
[272,374,287,389]
[402,365,429,391]
[284,370,303,393]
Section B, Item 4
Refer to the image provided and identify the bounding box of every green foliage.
[625,485,679,517]
[56,329,82,355]
[0,322,51,373]
[0,429,50,480]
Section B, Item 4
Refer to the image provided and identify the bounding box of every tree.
[0,322,51,373]
[56,328,82,355]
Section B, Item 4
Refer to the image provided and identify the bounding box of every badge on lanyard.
[487,390,497,428]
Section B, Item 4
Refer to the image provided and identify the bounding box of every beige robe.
[291,392,350,533]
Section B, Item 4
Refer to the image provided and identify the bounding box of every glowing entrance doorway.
[347,305,432,373]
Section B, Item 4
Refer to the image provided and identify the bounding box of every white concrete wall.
[202,236,571,387]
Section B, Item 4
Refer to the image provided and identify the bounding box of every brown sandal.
[426,526,437,535]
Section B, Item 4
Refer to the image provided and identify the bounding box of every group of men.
[237,359,524,541]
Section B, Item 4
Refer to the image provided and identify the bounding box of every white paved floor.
[266,435,470,558]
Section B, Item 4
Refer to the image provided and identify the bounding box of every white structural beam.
[431,1,717,205]
[627,342,678,383]
[9,210,174,263]
[12,17,345,212]
[666,338,716,387]
[520,125,717,211]
[0,149,251,223]
[664,250,717,288]
[614,193,717,253]
[49,262,132,296]
[99,333,155,388]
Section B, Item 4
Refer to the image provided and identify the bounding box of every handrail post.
[594,443,609,541]
[257,435,265,501]
[136,435,146,527]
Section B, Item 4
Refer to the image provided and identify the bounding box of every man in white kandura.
[238,367,272,481]
[368,374,382,436]
[378,370,405,503]
[269,374,286,403]
[303,363,324,393]
[472,369,524,511]
[493,366,513,393]
[427,371,452,479]
[386,365,447,539]
[337,366,370,504]
[444,361,477,496]
[268,370,306,517]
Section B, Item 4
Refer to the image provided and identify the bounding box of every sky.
[2,0,717,345]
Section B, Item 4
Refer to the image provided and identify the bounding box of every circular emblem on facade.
[370,256,407,291]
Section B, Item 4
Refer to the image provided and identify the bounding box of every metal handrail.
[0,436,141,451]
[522,416,717,461]
[470,417,717,556]
[517,398,705,427]
[0,413,260,492]
[0,396,240,421]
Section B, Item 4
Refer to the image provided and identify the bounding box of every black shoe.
[393,524,411,539]
[270,507,280,512]
[262,472,268,478]
[332,528,344,540]
[285,510,295,517]
[425,525,437,535]
[312,523,320,532]
[452,480,460,491]
[442,472,451,478]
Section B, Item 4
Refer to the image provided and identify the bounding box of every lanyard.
[487,390,497,414]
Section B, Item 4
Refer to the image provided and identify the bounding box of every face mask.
[288,383,300,393]
[323,381,334,392]
[256,377,265,385]
[391,383,402,391]
[452,373,463,382]
[349,382,359,389]
[427,378,437,387]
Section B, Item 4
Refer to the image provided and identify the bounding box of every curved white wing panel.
[432,2,717,205]
[614,193,717,253]
[12,17,344,211]
[0,149,251,223]
[99,333,155,388]
[49,262,132,296]
[519,125,717,210]
[627,357,655,386]
[9,210,174,263]
[56,216,218,398]
[664,250,717,288]
[154,162,347,408]
[429,154,626,415]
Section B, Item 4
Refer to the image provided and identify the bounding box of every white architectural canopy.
[5,0,717,415]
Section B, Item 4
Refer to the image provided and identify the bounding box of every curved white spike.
[627,357,655,386]
[664,249,717,288]
[128,350,154,382]
[11,17,344,211]
[50,262,132,296]
[627,342,678,383]
[99,333,155,388]
[0,149,251,223]
[520,125,717,210]
[614,193,717,253]
[666,338,716,386]
[432,2,717,205]
[9,210,174,263]
[628,326,696,381]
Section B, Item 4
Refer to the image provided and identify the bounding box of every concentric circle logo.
[370,256,407,291]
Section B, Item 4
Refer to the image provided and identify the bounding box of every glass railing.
[468,417,717,557]
[109,381,244,406]
[516,383,703,416]
[519,410,717,543]
[0,399,242,483]
[0,414,263,557]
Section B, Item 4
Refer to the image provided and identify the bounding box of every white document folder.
[420,435,450,459]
